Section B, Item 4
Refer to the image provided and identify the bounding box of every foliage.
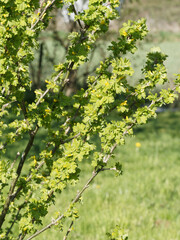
[32,111,180,240]
[67,111,180,240]
[106,225,128,240]
[0,0,179,240]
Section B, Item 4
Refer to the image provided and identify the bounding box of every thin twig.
[101,167,117,171]
[63,221,74,240]
[0,142,7,151]
[10,152,20,170]
[1,100,17,111]
[1,87,5,95]
[0,125,39,229]
[26,169,100,240]
[19,233,26,240]
[35,70,62,106]
[72,5,84,30]
[5,192,32,238]
[103,143,117,163]
[31,0,56,30]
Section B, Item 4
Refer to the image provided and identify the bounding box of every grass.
[34,110,180,240]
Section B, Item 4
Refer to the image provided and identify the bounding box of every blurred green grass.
[34,111,180,240]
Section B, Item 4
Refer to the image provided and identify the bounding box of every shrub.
[0,0,179,239]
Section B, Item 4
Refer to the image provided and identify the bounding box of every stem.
[0,125,39,229]
[5,207,22,237]
[35,70,62,106]
[5,192,32,238]
[72,5,84,30]
[10,152,20,170]
[63,221,74,240]
[37,42,44,88]
[26,170,100,240]
[31,0,56,30]
[1,100,17,111]
[19,233,26,240]
[103,143,117,163]
[25,119,137,239]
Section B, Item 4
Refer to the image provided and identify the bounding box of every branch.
[0,125,39,229]
[10,152,20,170]
[72,5,84,30]
[31,0,56,30]
[26,169,100,240]
[1,87,5,95]
[103,143,117,163]
[63,221,74,240]
[24,113,137,239]
[35,70,62,106]
[26,129,124,240]
[37,42,44,88]
[101,167,117,171]
[19,233,26,240]
[1,100,17,111]
[5,192,32,238]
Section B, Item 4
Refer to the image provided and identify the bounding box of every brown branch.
[0,125,39,229]
[26,169,100,240]
[103,143,118,163]
[19,233,26,240]
[72,5,84,30]
[1,87,5,95]
[5,192,32,238]
[63,221,74,240]
[36,42,44,88]
[24,114,140,239]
